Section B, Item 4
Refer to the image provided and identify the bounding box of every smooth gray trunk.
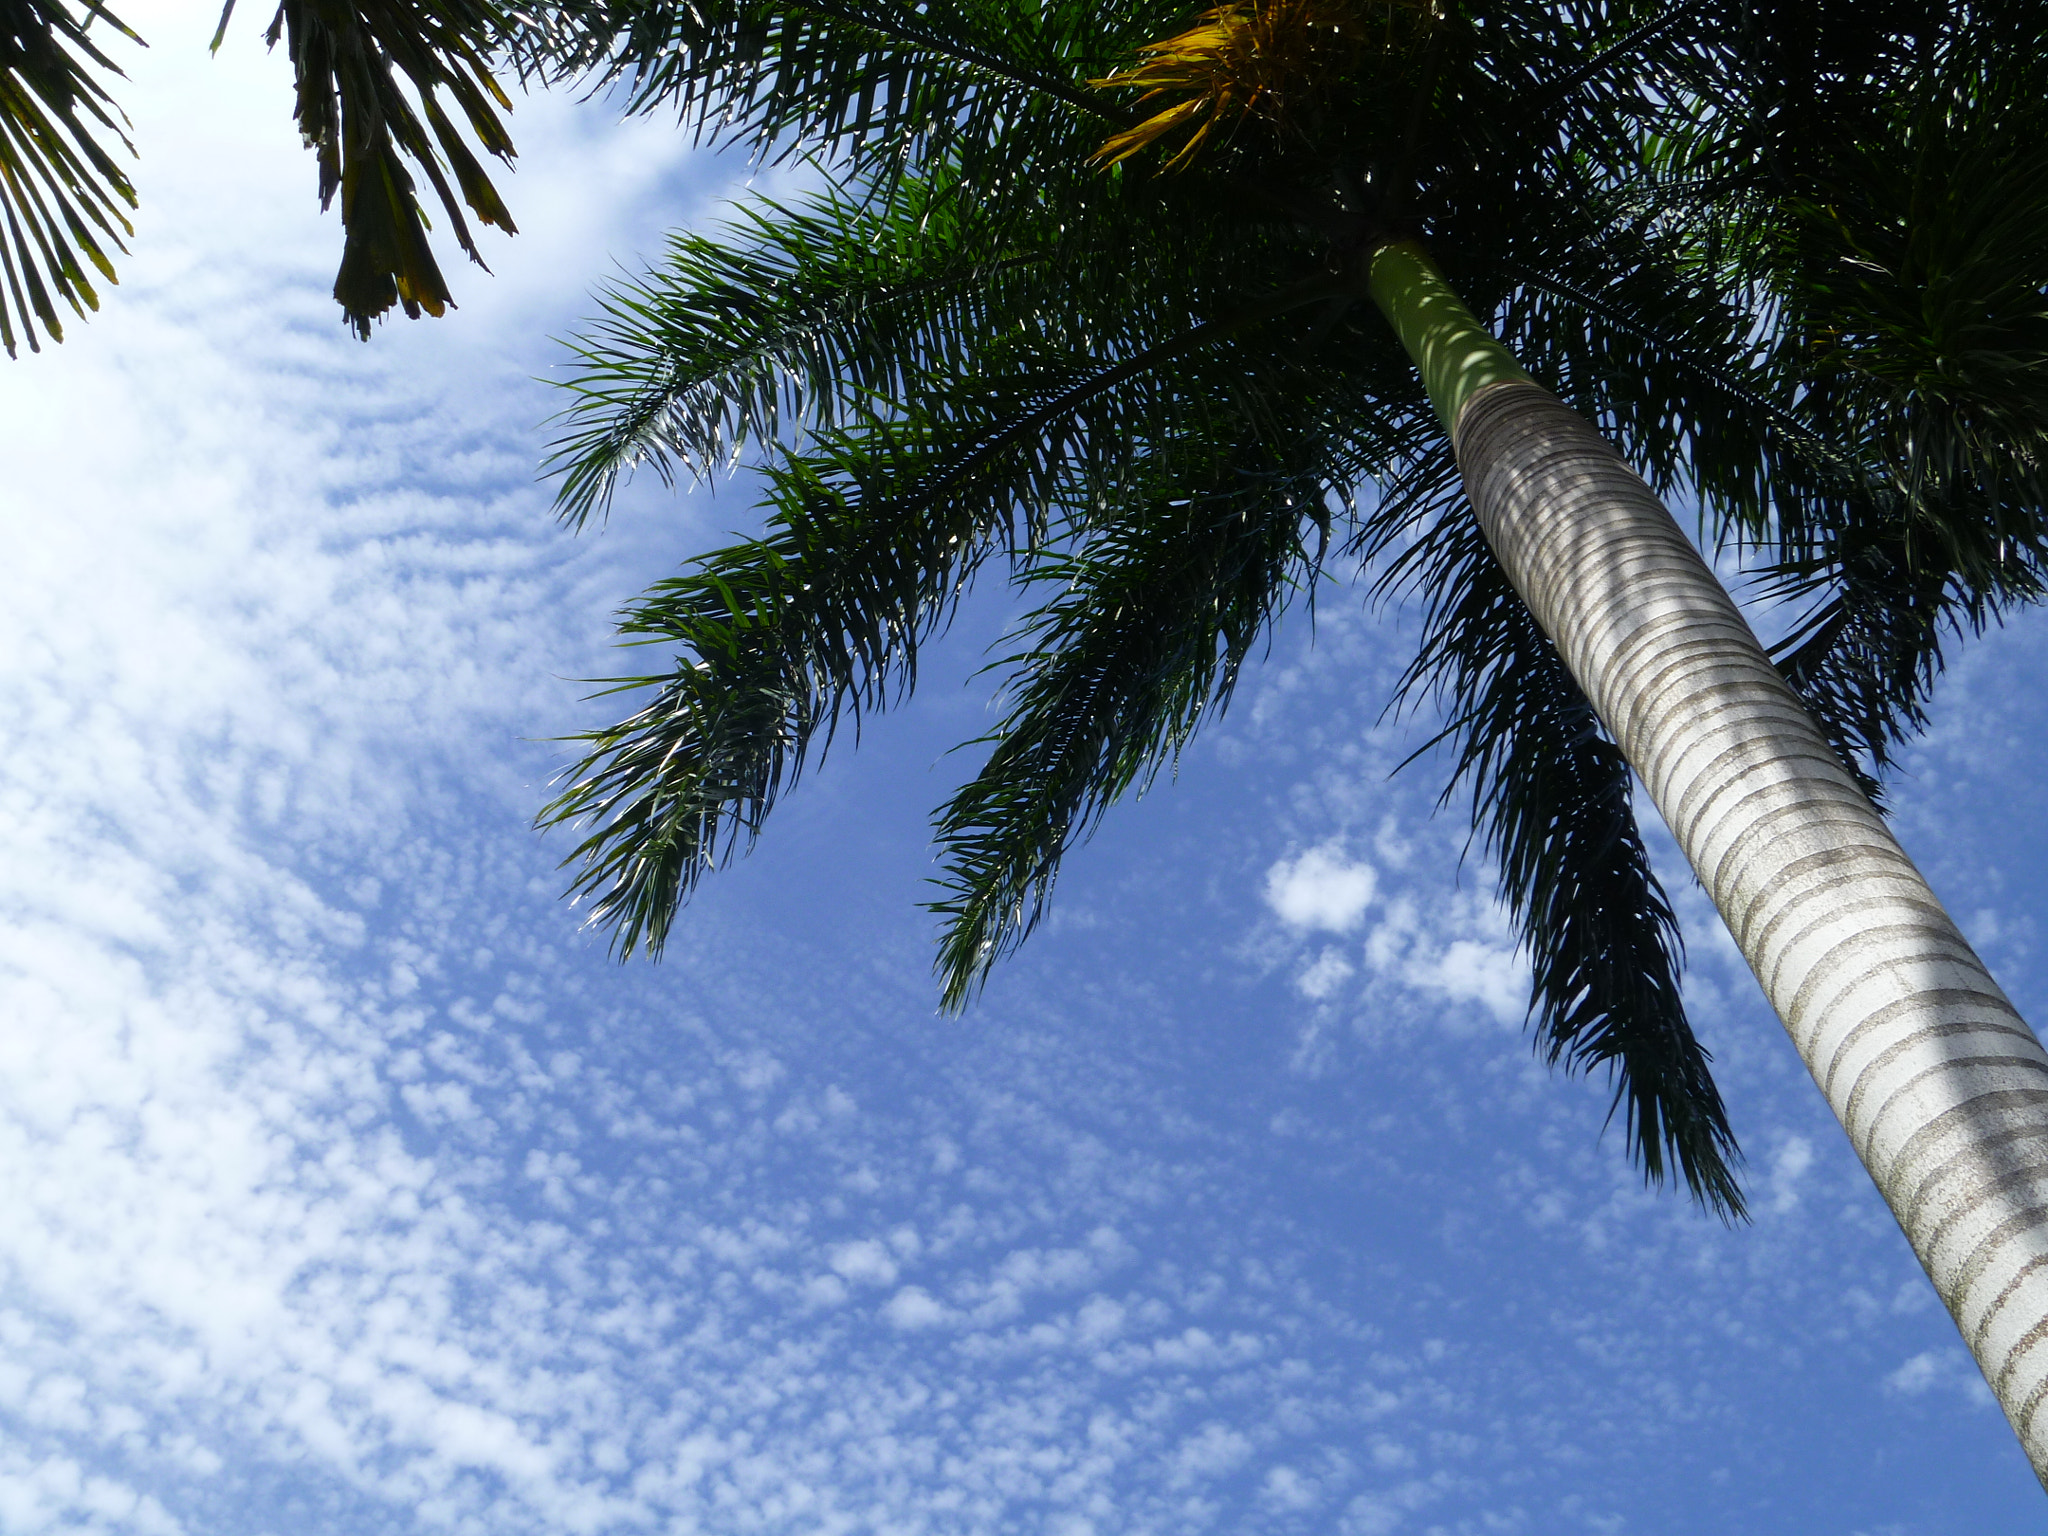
[1456,377,2048,1487]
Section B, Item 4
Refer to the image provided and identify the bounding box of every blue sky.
[1,8,2045,1532]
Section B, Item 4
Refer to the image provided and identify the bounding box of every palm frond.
[543,242,1367,956]
[542,336,1246,953]
[525,0,1136,200]
[1761,521,1971,801]
[0,0,140,358]
[1516,0,1713,123]
[544,171,1048,526]
[1740,34,2048,789]
[1768,67,2048,562]
[216,0,518,338]
[539,432,1008,959]
[544,160,1357,526]
[930,447,1335,1006]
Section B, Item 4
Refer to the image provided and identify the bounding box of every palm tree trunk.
[1369,239,2048,1487]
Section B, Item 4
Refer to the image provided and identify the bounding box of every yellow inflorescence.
[1090,0,1421,172]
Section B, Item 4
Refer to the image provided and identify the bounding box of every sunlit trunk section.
[1370,239,2048,1488]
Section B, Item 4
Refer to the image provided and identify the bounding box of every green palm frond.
[539,0,1114,116]
[541,336,1268,955]
[544,170,1049,527]
[539,434,1007,959]
[1763,521,1966,802]
[930,445,1341,1007]
[1736,34,2048,790]
[0,0,140,358]
[1770,69,2048,561]
[542,207,1371,956]
[525,0,1139,202]
[543,152,1357,524]
[1515,0,1713,125]
[216,0,518,338]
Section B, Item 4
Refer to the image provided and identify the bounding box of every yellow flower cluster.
[1090,0,1424,171]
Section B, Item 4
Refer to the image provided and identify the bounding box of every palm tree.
[18,0,2024,1479]
[0,0,519,353]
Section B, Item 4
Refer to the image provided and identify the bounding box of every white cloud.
[828,1239,900,1287]
[1884,1348,1994,1407]
[882,1287,951,1330]
[1368,1438,1414,1471]
[1168,1423,1253,1487]
[802,1274,850,1309]
[1261,1463,1322,1510]
[1361,894,1528,1028]
[1265,844,1378,933]
[1075,1296,1127,1344]
[1767,1136,1815,1215]
[1296,947,1357,1001]
[1399,937,1525,1025]
[1340,1477,1444,1536]
[0,1449,183,1536]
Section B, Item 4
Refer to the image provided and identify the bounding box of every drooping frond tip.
[1088,0,1414,171]
[214,0,518,339]
[1371,476,1748,1220]
[0,0,143,358]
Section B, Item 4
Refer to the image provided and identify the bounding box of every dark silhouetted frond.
[541,292,1327,953]
[542,197,1373,953]
[522,0,1145,209]
[1369,474,1745,1218]
[1741,31,2048,790]
[0,0,140,358]
[543,168,1048,526]
[930,445,1338,1006]
[216,0,519,337]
